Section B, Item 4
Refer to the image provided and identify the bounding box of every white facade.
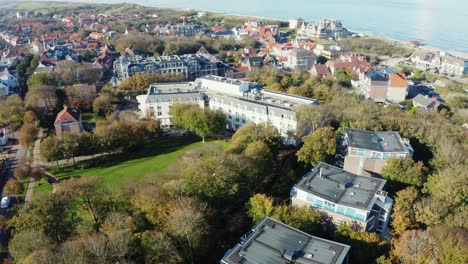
[0,83,8,97]
[137,75,319,138]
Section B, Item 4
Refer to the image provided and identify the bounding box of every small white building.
[0,69,19,91]
[0,82,8,97]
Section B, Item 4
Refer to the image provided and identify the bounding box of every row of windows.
[306,194,367,222]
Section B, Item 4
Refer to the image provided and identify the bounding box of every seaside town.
[0,2,466,264]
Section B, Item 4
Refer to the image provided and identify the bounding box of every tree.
[40,135,63,168]
[391,187,420,236]
[65,84,96,110]
[8,194,74,241]
[62,132,79,167]
[16,55,34,95]
[228,123,282,153]
[381,157,427,186]
[3,179,24,195]
[27,72,57,88]
[414,197,447,226]
[296,126,336,166]
[170,103,225,142]
[9,231,53,264]
[77,131,99,158]
[25,85,61,119]
[164,197,207,264]
[393,229,438,264]
[19,123,38,148]
[0,94,25,130]
[93,93,113,116]
[141,231,184,264]
[23,110,38,124]
[247,194,274,223]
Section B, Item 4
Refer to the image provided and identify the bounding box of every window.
[157,112,162,116]
[157,106,162,110]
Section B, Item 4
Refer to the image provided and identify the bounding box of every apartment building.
[136,83,205,126]
[221,216,350,264]
[285,48,317,71]
[343,128,413,177]
[137,75,319,139]
[299,19,350,39]
[291,162,393,234]
[314,43,351,60]
[113,54,219,81]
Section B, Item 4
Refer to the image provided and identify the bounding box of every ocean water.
[38,0,468,52]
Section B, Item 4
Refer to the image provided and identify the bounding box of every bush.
[4,179,24,195]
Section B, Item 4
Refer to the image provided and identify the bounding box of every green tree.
[296,126,336,166]
[40,135,63,168]
[93,93,113,116]
[23,110,38,124]
[9,231,53,264]
[62,132,79,167]
[381,157,427,186]
[228,123,282,153]
[247,194,274,223]
[27,72,57,88]
[0,95,26,130]
[19,123,38,148]
[170,103,225,142]
[3,179,24,195]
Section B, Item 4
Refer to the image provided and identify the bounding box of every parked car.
[1,196,11,209]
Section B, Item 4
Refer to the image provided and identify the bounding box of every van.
[1,196,11,209]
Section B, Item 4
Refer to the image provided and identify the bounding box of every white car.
[0,196,11,209]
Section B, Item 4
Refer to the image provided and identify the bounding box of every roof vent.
[283,250,295,261]
[350,192,355,196]
[305,253,314,259]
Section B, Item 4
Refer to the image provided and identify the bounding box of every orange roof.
[389,73,407,87]
[54,106,81,125]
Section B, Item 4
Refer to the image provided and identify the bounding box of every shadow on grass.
[49,135,203,178]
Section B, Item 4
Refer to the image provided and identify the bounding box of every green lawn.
[37,137,229,196]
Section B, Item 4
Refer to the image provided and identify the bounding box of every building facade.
[343,128,413,177]
[299,19,350,39]
[286,48,317,71]
[221,216,350,264]
[113,54,219,81]
[137,75,319,139]
[54,106,83,138]
[291,162,393,234]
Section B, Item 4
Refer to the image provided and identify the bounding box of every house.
[241,56,264,72]
[289,18,304,30]
[310,64,330,78]
[286,48,317,71]
[221,216,350,264]
[0,128,7,146]
[342,128,414,177]
[0,82,9,96]
[326,54,369,74]
[314,43,351,59]
[291,162,394,234]
[440,55,468,76]
[412,94,440,112]
[299,19,350,39]
[0,69,19,91]
[89,32,103,40]
[54,106,83,138]
[386,73,408,103]
[410,50,441,70]
[358,71,389,102]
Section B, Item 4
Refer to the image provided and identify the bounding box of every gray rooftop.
[344,127,407,153]
[295,162,386,210]
[222,217,350,264]
[412,94,436,108]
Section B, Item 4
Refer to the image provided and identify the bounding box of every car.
[1,196,11,209]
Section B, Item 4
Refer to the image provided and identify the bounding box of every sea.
[40,0,468,53]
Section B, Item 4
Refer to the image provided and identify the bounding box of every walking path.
[24,128,43,204]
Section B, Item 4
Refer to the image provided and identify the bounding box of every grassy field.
[33,136,229,197]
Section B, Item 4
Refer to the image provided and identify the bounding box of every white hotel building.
[136,75,319,138]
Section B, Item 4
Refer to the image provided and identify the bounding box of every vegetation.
[170,103,226,142]
[296,126,336,166]
[339,37,413,57]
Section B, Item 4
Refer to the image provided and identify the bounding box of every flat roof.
[344,127,407,153]
[222,217,350,264]
[295,162,386,211]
